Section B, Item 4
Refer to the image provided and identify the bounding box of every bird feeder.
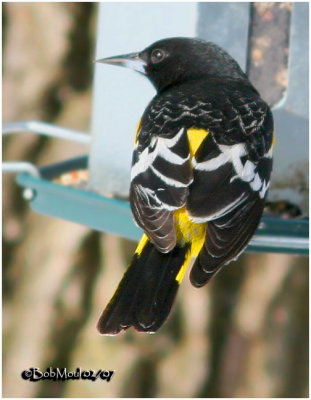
[3,2,309,255]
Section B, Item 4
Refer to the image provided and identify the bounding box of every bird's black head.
[97,37,247,92]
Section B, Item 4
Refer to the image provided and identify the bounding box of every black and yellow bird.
[96,37,273,335]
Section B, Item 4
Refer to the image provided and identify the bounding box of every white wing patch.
[150,165,190,188]
[193,142,273,199]
[131,128,189,182]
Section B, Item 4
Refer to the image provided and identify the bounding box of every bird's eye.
[151,49,165,64]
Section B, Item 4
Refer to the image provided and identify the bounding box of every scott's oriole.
[96,37,273,335]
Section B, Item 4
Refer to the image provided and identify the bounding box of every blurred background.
[2,2,309,398]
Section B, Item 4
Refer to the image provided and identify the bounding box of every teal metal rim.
[15,156,309,256]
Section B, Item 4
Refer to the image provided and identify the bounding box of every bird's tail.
[97,234,190,335]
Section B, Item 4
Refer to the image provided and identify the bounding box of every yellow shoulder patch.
[134,120,142,144]
[272,130,276,147]
[187,128,209,157]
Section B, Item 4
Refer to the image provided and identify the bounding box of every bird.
[96,37,274,335]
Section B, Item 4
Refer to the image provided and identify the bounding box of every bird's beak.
[96,52,146,74]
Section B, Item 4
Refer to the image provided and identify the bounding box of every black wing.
[130,113,193,252]
[187,93,274,286]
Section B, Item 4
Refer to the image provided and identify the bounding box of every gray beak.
[96,52,146,74]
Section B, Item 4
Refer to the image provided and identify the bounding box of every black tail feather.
[97,240,189,335]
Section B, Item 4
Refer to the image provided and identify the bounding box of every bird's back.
[131,75,273,286]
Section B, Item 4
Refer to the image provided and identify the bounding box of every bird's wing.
[187,95,274,286]
[130,125,193,253]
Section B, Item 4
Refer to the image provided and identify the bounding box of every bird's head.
[96,37,246,92]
